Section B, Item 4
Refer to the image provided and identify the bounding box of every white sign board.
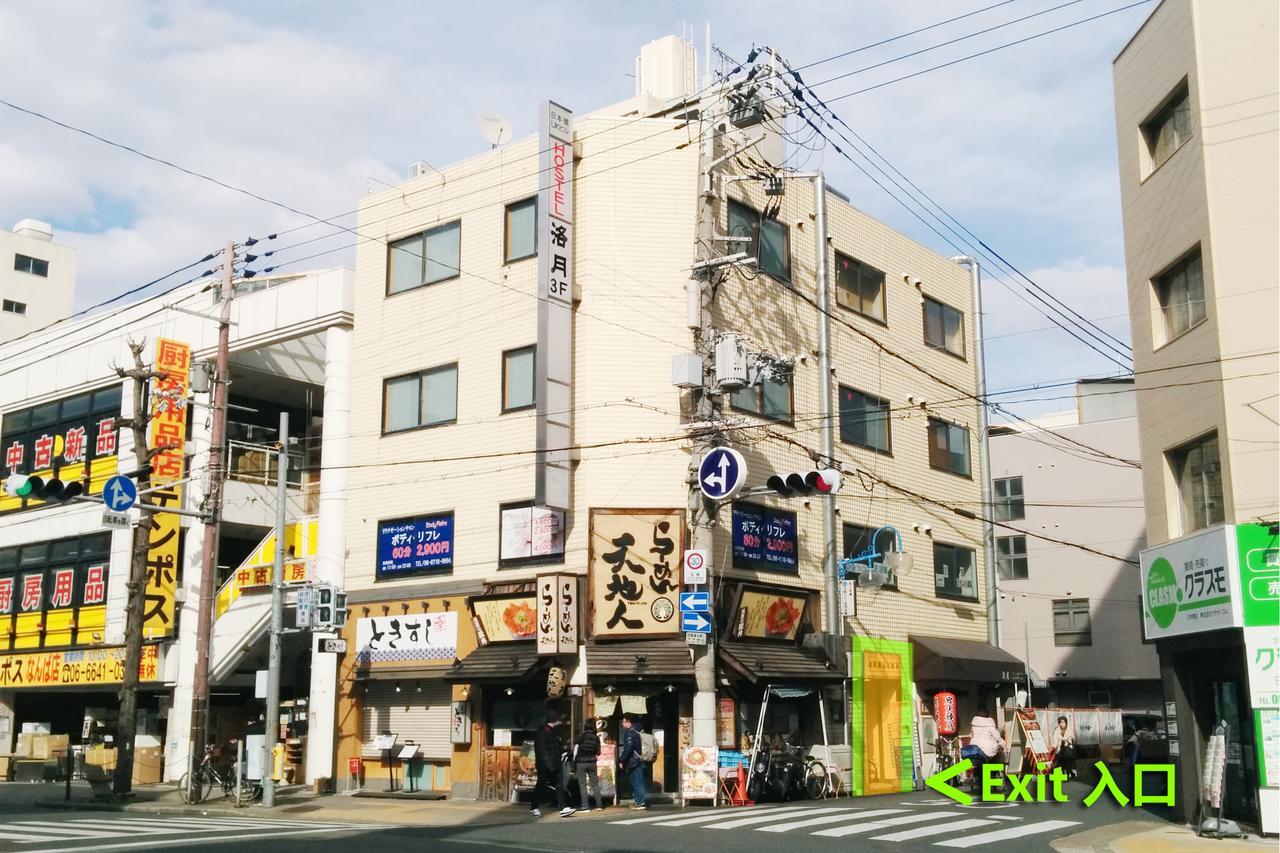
[1246,625,1280,708]
[500,504,566,561]
[372,733,397,751]
[320,638,347,654]
[686,631,707,646]
[1140,525,1242,639]
[536,573,578,655]
[101,510,130,531]
[535,99,574,512]
[683,549,708,585]
[355,612,458,667]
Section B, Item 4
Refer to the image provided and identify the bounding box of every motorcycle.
[747,745,807,802]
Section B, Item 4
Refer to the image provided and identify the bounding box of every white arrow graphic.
[684,612,710,631]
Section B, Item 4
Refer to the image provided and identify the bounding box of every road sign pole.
[263,411,288,808]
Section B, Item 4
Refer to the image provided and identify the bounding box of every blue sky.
[0,0,1157,416]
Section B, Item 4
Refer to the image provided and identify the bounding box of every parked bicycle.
[802,752,845,799]
[179,743,261,805]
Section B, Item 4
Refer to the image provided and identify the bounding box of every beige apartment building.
[0,220,75,344]
[1113,0,1279,832]
[329,37,1012,801]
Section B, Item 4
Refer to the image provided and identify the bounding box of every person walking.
[618,715,646,810]
[531,712,572,818]
[573,720,603,812]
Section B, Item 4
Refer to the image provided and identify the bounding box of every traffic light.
[314,585,349,629]
[764,468,843,497]
[4,473,85,503]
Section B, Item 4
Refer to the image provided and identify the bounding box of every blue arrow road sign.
[681,611,712,633]
[103,475,138,512]
[698,447,746,501]
[680,591,710,612]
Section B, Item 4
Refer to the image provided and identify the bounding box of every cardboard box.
[132,746,163,785]
[15,732,34,758]
[85,745,118,771]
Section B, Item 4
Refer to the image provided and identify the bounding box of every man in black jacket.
[572,720,603,811]
[531,712,571,817]
[617,715,647,809]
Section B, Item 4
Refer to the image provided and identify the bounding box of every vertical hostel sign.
[535,100,574,512]
[144,338,190,639]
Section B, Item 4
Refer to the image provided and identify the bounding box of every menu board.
[732,587,807,642]
[681,746,718,802]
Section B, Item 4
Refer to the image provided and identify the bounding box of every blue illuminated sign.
[376,512,454,579]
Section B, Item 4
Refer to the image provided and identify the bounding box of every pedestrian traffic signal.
[764,468,842,497]
[4,473,85,503]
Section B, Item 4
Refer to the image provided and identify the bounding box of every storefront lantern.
[546,665,567,698]
[933,690,958,737]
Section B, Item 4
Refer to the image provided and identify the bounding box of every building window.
[1154,249,1205,342]
[382,364,458,433]
[1142,82,1191,173]
[933,542,977,601]
[2,299,27,315]
[993,476,1025,521]
[387,220,461,294]
[502,346,535,412]
[498,501,566,566]
[13,254,49,277]
[728,199,791,282]
[996,535,1028,580]
[0,533,110,649]
[1053,598,1092,646]
[730,374,792,422]
[1168,431,1224,533]
[835,252,886,322]
[504,197,536,263]
[843,524,899,589]
[838,386,890,454]
[923,296,965,358]
[927,418,971,477]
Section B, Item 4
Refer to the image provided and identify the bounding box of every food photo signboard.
[471,594,538,645]
[732,586,808,642]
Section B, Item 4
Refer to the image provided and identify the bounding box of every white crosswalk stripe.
[0,815,382,849]
[811,811,966,837]
[609,802,1082,848]
[933,819,1081,847]
[872,817,1001,841]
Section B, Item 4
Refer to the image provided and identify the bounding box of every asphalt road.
[0,783,1171,853]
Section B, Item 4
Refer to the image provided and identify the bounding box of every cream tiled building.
[331,37,1000,800]
[1113,0,1279,832]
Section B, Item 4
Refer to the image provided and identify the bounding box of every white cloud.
[0,0,1153,401]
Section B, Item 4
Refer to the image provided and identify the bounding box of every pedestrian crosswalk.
[0,815,384,850]
[610,803,1080,847]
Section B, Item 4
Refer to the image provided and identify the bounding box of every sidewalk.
[1054,819,1275,853]
[9,780,615,826]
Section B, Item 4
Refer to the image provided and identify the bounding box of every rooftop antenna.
[479,114,513,149]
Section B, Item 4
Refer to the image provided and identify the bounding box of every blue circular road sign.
[698,447,747,501]
[103,475,138,512]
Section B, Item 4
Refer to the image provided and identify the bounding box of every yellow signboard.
[0,644,160,689]
[143,338,190,639]
[588,509,683,638]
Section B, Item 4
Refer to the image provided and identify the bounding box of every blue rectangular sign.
[681,611,712,633]
[731,503,798,573]
[376,512,454,579]
[680,591,710,612]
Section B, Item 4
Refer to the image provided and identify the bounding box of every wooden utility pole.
[187,241,235,794]
[113,339,159,796]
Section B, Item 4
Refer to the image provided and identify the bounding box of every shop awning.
[439,642,543,684]
[909,635,1028,684]
[718,639,844,684]
[585,639,694,680]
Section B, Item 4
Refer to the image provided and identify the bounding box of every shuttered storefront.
[360,681,453,760]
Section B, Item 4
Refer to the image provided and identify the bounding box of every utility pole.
[812,173,839,637]
[187,241,235,794]
[951,255,998,646]
[263,411,288,807]
[687,85,722,749]
[112,340,159,796]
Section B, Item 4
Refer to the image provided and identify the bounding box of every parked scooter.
[959,744,1007,794]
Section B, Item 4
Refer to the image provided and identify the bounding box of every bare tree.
[112,338,162,797]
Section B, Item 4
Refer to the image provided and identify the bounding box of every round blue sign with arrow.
[698,447,747,501]
[103,475,138,512]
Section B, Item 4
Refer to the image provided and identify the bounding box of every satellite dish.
[479,114,512,148]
